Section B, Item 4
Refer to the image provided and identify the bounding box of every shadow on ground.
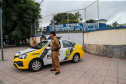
[15,59,83,73]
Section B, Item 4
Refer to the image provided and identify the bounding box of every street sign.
[47,23,106,32]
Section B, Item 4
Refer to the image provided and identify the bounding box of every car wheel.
[30,59,42,72]
[73,54,80,63]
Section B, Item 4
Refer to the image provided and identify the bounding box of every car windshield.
[32,41,48,49]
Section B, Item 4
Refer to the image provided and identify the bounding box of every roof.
[95,19,108,21]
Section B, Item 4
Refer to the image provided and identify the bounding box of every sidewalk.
[0,47,126,84]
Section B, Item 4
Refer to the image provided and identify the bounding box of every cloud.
[35,0,126,27]
[37,0,126,1]
[107,11,126,24]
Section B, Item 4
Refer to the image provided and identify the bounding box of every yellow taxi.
[13,40,84,71]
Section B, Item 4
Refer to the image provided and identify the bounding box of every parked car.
[13,40,84,72]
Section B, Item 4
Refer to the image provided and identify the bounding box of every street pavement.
[0,46,126,84]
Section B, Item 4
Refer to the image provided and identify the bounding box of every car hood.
[15,48,37,56]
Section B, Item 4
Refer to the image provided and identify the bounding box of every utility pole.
[39,0,44,33]
[97,0,99,29]
[0,0,4,61]
[67,12,69,32]
[85,8,86,23]
[41,4,43,35]
[41,16,42,35]
[83,1,96,31]
[35,21,36,36]
[84,8,86,31]
[52,14,55,31]
[30,25,32,37]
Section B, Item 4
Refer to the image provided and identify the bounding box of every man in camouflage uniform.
[50,31,60,75]
[30,36,37,47]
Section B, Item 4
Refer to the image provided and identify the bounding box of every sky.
[35,0,126,27]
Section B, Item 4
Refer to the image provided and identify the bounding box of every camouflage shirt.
[50,37,59,50]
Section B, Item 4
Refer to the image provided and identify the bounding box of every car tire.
[29,59,43,72]
[72,54,80,63]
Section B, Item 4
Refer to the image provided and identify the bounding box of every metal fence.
[32,0,100,35]
[34,0,125,35]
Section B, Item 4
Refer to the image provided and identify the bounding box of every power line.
[42,1,96,18]
[39,0,44,6]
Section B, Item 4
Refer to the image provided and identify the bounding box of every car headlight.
[18,54,27,59]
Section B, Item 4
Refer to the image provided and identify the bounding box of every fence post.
[0,2,4,60]
[97,0,99,29]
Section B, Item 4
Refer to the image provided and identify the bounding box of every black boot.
[55,72,60,75]
[50,69,56,71]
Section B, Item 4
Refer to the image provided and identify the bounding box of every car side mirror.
[46,47,50,50]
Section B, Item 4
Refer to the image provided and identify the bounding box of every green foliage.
[2,0,41,45]
[85,19,95,23]
[50,12,81,25]
[75,12,81,20]
[112,21,119,27]
[61,19,79,24]
[106,24,112,28]
[112,22,126,27]
[107,22,126,28]
[79,18,83,21]
[43,27,46,32]
[118,24,126,27]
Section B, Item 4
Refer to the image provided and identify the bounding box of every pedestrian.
[30,35,37,47]
[50,31,60,75]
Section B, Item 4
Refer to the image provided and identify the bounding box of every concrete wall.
[57,33,83,45]
[84,27,126,59]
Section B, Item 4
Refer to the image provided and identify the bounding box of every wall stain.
[84,44,126,59]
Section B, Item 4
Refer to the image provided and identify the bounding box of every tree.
[75,12,81,20]
[112,21,119,27]
[61,19,79,24]
[107,24,112,28]
[79,18,83,22]
[2,0,41,45]
[85,19,95,23]
[42,27,46,32]
[50,12,81,25]
[107,22,126,28]
[75,12,83,22]
[118,23,126,27]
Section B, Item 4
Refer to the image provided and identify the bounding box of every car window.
[32,41,48,49]
[62,41,73,48]
[39,41,48,48]
[71,41,76,47]
[47,44,50,47]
